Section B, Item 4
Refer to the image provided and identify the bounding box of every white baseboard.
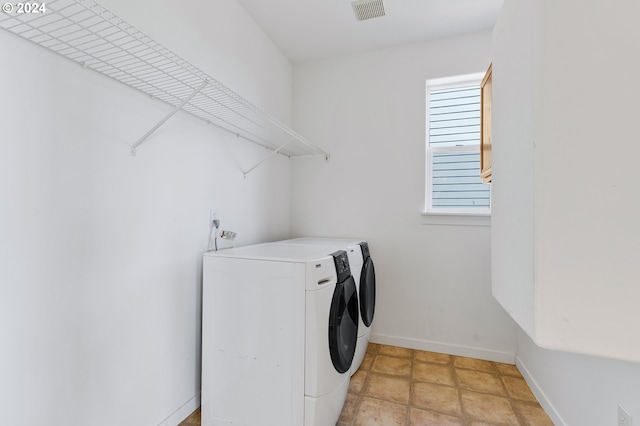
[516,356,566,426]
[369,333,516,364]
[158,393,201,426]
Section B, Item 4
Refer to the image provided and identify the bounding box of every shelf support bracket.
[130,79,209,155]
[242,138,295,178]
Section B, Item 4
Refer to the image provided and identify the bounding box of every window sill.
[421,211,491,227]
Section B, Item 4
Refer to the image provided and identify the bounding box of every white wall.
[291,32,517,363]
[0,1,293,425]
[517,329,640,426]
[492,0,640,361]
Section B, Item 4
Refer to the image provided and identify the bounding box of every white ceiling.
[237,0,504,63]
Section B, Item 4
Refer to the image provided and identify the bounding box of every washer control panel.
[331,250,352,283]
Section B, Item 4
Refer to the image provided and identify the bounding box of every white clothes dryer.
[346,242,376,375]
[201,243,358,426]
[279,238,376,376]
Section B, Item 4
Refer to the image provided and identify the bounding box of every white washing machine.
[201,243,359,426]
[279,238,376,376]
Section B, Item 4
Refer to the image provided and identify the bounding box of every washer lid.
[279,237,362,247]
[205,243,333,262]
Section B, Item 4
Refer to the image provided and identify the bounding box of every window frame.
[424,72,491,217]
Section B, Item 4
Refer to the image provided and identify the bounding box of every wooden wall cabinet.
[480,64,492,183]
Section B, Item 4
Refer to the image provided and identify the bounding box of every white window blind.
[426,75,490,214]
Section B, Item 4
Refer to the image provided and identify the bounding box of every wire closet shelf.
[0,0,330,175]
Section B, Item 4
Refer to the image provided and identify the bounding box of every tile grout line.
[406,348,415,426]
[450,355,469,425]
[345,355,368,426]
[347,343,379,426]
[497,362,520,426]
[351,348,373,426]
[499,363,537,426]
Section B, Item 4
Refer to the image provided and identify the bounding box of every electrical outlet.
[619,405,632,426]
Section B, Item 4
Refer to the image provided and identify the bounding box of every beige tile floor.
[180,343,554,426]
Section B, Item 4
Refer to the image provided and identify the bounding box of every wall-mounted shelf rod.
[242,139,331,178]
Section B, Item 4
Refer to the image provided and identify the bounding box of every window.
[425,73,490,215]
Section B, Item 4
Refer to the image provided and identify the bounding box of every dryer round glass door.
[328,275,358,373]
[360,257,376,327]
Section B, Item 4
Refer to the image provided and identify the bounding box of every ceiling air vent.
[351,0,386,21]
